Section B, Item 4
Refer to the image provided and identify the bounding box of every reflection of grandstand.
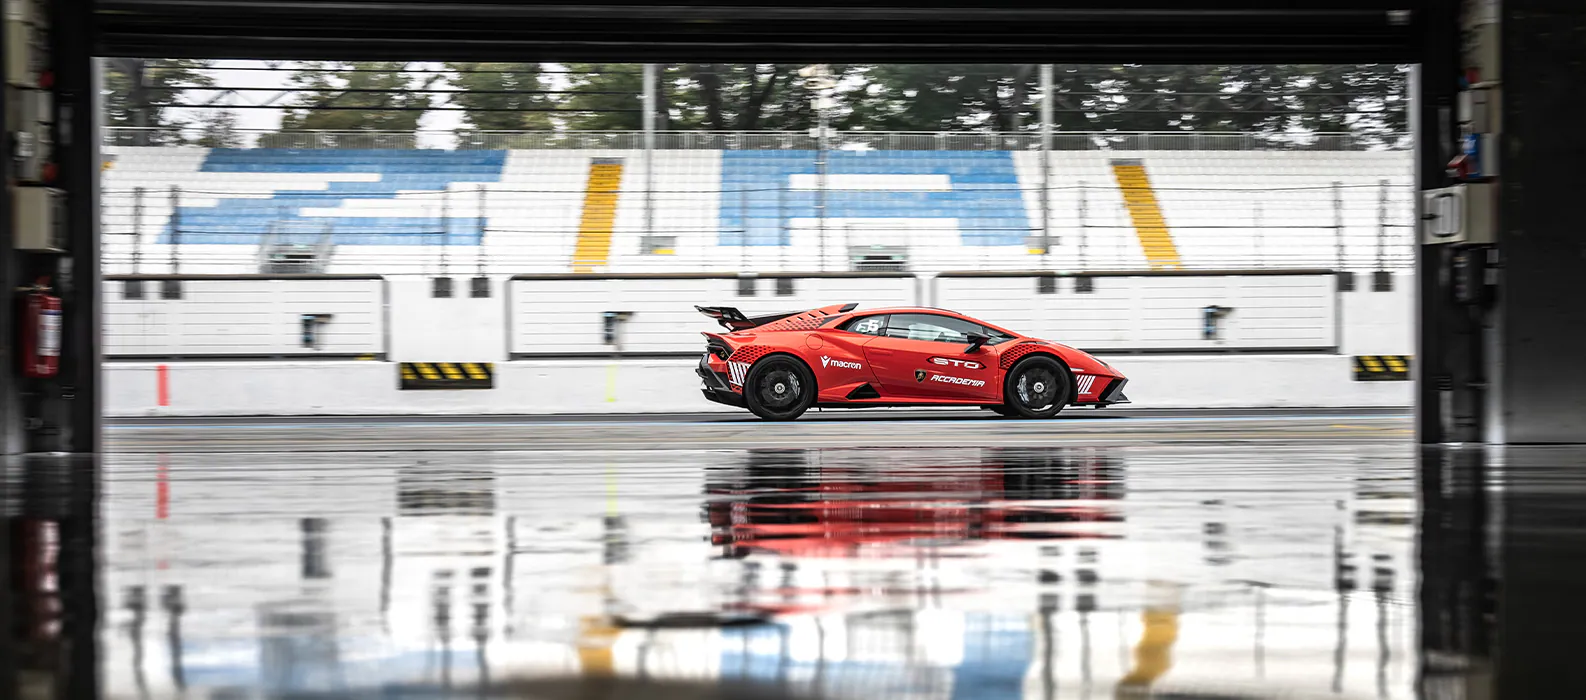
[100,135,1414,275]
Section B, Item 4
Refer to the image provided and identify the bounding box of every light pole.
[800,65,836,271]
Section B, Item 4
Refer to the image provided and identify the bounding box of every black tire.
[986,405,1018,417]
[1002,355,1071,419]
[744,355,816,421]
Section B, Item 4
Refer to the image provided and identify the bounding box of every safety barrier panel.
[400,362,495,389]
[103,274,387,358]
[506,272,918,357]
[102,270,1364,361]
[1353,355,1412,381]
[933,270,1339,353]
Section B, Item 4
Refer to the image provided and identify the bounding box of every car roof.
[851,305,945,314]
[848,306,968,317]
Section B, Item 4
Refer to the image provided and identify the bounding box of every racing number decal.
[853,318,883,334]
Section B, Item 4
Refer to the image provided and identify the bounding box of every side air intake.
[846,384,881,400]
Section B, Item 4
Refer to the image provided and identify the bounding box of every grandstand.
[100,133,1414,275]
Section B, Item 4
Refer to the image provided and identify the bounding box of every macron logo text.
[821,356,862,370]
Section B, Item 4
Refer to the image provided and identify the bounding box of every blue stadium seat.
[718,150,1029,246]
[161,149,507,245]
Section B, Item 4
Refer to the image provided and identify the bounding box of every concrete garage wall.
[105,355,1410,416]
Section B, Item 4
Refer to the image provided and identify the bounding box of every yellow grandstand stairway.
[572,158,625,273]
[1111,159,1183,269]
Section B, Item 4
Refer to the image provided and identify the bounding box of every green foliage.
[445,62,554,131]
[842,64,1039,131]
[559,63,645,130]
[669,64,845,131]
[279,62,437,133]
[102,58,215,138]
[193,110,241,148]
[118,61,1407,141]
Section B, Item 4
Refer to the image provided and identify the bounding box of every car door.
[860,313,999,401]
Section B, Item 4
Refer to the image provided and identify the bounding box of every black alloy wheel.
[745,355,815,421]
[1003,355,1071,419]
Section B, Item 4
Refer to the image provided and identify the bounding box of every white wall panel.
[1340,278,1413,355]
[103,355,1409,417]
[103,277,386,356]
[935,273,1336,351]
[386,276,506,361]
[507,275,917,355]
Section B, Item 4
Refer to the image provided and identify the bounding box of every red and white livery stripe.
[1076,374,1096,396]
[728,361,751,386]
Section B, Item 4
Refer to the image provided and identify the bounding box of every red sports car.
[696,303,1129,420]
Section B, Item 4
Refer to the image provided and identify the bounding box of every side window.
[885,314,986,344]
[840,315,888,336]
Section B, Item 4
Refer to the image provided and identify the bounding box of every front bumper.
[1079,377,1130,407]
[698,355,746,408]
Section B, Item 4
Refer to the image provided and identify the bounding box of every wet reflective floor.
[4,411,1582,698]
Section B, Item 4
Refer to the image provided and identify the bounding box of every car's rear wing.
[695,305,792,331]
[695,303,857,331]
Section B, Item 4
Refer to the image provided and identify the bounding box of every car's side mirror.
[964,333,989,353]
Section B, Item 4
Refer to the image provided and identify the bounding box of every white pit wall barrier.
[103,275,387,358]
[104,354,1409,417]
[507,273,918,356]
[934,270,1338,352]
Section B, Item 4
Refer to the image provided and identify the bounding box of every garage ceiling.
[93,0,1427,63]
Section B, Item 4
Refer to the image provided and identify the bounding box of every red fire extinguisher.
[22,277,61,378]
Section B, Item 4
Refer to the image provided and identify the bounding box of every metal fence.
[100,182,1417,275]
[103,127,1412,153]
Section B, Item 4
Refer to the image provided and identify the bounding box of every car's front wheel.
[744,355,815,421]
[1003,355,1071,419]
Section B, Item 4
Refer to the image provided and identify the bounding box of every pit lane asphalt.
[106,407,1412,453]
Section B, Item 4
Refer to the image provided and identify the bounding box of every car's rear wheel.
[1003,355,1070,419]
[986,405,1018,417]
[745,355,815,421]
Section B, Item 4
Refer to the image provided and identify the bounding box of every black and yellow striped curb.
[1353,355,1411,382]
[400,362,494,390]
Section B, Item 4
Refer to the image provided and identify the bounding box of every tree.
[445,62,554,131]
[193,109,241,148]
[102,58,214,143]
[556,63,852,133]
[449,62,1408,139]
[559,63,646,130]
[842,65,1040,132]
[279,62,437,132]
[669,64,836,131]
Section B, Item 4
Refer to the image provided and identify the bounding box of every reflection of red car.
[697,303,1128,420]
[705,449,1126,559]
